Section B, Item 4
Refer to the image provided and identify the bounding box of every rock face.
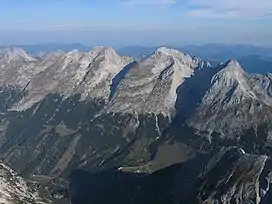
[176,59,272,134]
[10,46,133,110]
[0,47,38,88]
[0,47,208,177]
[109,47,211,115]
[0,162,48,204]
[191,148,270,204]
[1,46,272,204]
[0,46,272,183]
[68,147,272,204]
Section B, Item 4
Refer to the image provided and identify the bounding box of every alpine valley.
[0,46,272,204]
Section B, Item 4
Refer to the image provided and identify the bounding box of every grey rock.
[6,46,133,110]
[193,147,269,204]
[109,47,211,116]
[0,47,39,88]
[178,60,272,134]
[0,45,272,204]
[0,162,48,203]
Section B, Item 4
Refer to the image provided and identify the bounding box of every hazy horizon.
[1,42,272,50]
[1,0,272,46]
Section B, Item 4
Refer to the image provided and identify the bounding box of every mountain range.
[0,46,272,204]
[118,44,272,59]
[118,44,272,73]
[2,43,271,74]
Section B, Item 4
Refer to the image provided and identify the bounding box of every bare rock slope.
[109,47,211,115]
[0,46,272,179]
[0,162,48,204]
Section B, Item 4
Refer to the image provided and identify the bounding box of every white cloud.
[121,0,272,19]
[183,0,272,19]
[121,0,176,7]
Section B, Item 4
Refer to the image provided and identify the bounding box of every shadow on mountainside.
[174,64,221,123]
[109,61,137,101]
[67,148,272,204]
[67,153,212,204]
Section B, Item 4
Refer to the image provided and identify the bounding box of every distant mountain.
[0,43,90,54]
[2,43,271,62]
[117,46,160,58]
[118,44,272,59]
[180,43,272,61]
[1,43,271,74]
[238,55,272,74]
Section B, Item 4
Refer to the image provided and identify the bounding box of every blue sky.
[0,0,271,46]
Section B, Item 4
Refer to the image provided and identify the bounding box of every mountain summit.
[4,47,37,62]
[109,47,211,115]
[7,46,133,110]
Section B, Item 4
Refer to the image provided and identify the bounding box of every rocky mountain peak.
[0,162,46,203]
[109,47,210,114]
[9,46,133,110]
[153,47,209,72]
[94,46,132,63]
[4,47,36,62]
[211,59,248,86]
[209,60,254,101]
[91,46,113,53]
[66,49,82,59]
[0,47,39,88]
[155,47,183,56]
[61,49,91,69]
[188,59,263,133]
[154,47,191,62]
[221,59,244,73]
[225,59,241,67]
[91,46,115,58]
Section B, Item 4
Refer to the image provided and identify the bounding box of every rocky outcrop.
[191,147,270,204]
[0,162,48,204]
[0,47,38,88]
